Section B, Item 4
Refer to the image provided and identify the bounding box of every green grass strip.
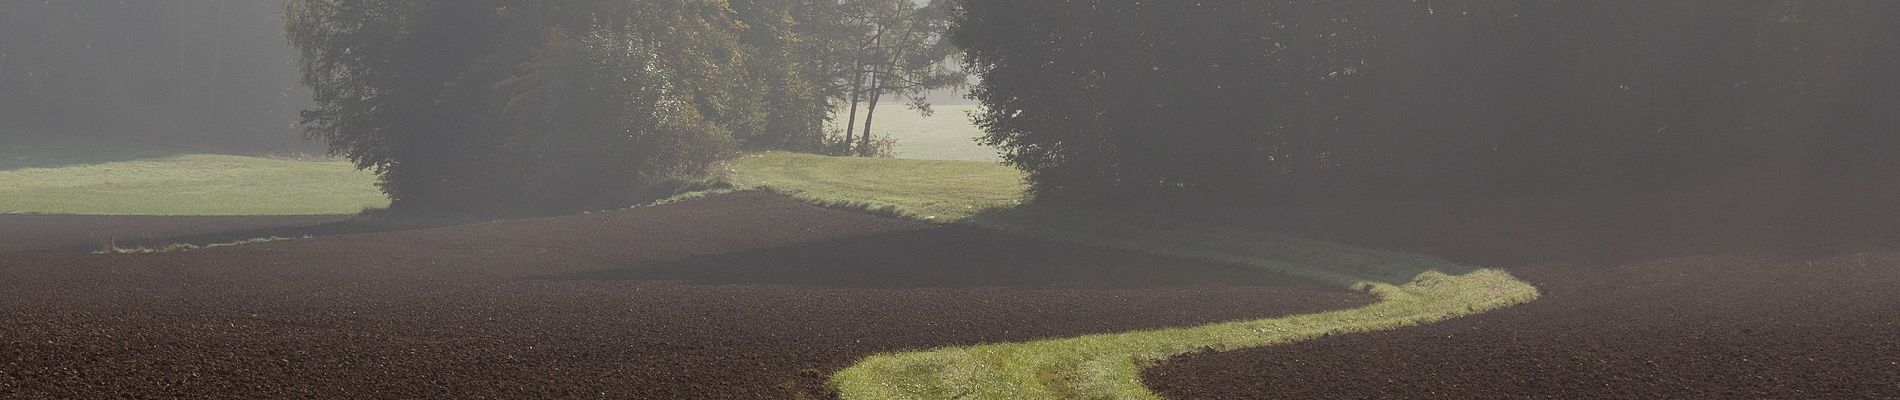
[730,152,1541,399]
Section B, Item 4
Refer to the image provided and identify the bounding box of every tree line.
[286,0,961,214]
[953,0,1900,205]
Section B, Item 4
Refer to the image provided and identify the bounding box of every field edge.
[728,152,1542,399]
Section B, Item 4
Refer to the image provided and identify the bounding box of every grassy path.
[731,152,1541,399]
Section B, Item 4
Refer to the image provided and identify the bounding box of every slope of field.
[1,135,194,171]
[1144,190,1900,399]
[0,154,385,216]
[0,135,384,216]
[0,192,1368,399]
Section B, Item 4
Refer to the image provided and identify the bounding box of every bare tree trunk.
[860,68,883,156]
[847,11,894,156]
[843,62,862,154]
[860,33,912,156]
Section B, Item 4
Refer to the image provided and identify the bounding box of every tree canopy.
[953,0,1900,205]
[286,0,963,214]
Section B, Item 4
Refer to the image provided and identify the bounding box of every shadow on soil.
[541,227,1325,289]
[1184,180,1900,268]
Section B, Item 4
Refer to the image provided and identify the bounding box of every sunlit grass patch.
[729,152,1541,399]
[727,152,1024,221]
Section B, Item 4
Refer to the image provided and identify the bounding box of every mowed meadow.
[0,135,384,216]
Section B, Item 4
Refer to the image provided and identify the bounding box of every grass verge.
[729,152,1541,399]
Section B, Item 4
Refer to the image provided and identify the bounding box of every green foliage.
[731,0,827,152]
[850,0,967,117]
[952,0,1900,204]
[287,0,766,215]
[795,0,966,157]
[284,0,961,215]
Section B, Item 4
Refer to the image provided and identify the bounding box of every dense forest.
[956,0,1900,205]
[7,1,1894,214]
[0,1,308,152]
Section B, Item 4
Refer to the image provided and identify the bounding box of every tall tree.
[731,0,826,151]
[790,0,962,156]
[952,0,1900,205]
[286,0,744,214]
[851,0,964,155]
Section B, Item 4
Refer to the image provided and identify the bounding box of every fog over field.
[1,1,1896,399]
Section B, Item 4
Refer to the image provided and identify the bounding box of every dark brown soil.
[0,191,1369,399]
[1144,185,1900,399]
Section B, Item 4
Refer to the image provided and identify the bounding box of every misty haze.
[1,1,1896,399]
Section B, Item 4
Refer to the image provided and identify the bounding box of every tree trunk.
[860,69,884,156]
[843,62,862,154]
